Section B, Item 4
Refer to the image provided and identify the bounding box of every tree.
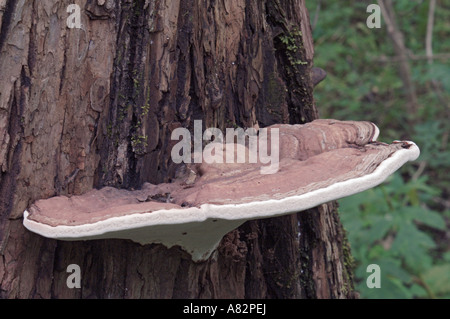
[0,0,356,298]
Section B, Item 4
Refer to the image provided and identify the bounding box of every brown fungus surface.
[23,119,419,261]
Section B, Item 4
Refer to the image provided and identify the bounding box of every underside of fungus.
[23,119,420,261]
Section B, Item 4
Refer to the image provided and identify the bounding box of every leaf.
[409,283,428,298]
[364,217,393,244]
[422,264,450,297]
[443,252,450,263]
[391,223,435,272]
[427,64,450,92]
[367,245,390,261]
[360,257,406,281]
[407,206,446,230]
[355,257,413,299]
[339,191,371,214]
[379,258,412,283]
[356,275,412,299]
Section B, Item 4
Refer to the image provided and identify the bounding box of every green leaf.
[409,283,428,298]
[391,223,435,272]
[422,264,450,297]
[367,245,390,261]
[443,252,450,263]
[356,275,412,299]
[427,64,450,92]
[379,258,412,283]
[407,206,446,230]
[355,258,413,299]
[364,217,392,244]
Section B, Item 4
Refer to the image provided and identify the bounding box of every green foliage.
[340,174,448,298]
[306,0,450,298]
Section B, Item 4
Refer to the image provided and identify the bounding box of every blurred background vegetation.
[305,0,449,298]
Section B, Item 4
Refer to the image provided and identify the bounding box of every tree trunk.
[0,0,356,299]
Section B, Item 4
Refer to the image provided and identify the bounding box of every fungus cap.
[23,119,420,261]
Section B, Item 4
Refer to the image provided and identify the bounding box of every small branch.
[412,160,427,181]
[424,0,449,109]
[371,53,450,63]
[378,0,419,114]
[311,0,321,31]
[425,0,436,64]
[378,0,402,50]
[413,275,436,299]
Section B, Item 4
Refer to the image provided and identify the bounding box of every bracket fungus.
[23,119,420,261]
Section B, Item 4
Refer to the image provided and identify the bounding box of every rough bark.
[0,0,356,298]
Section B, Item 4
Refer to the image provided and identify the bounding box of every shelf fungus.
[23,119,420,261]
